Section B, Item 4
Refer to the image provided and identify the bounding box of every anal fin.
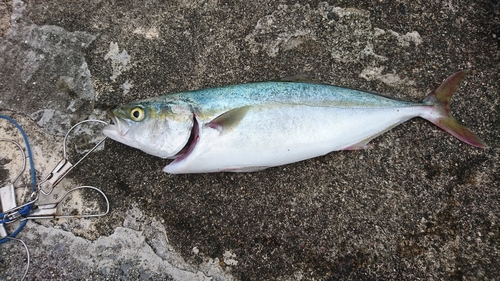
[223,166,269,172]
[343,139,371,150]
[342,121,406,150]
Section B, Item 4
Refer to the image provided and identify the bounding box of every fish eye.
[130,107,145,121]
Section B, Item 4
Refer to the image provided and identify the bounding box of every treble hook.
[39,120,108,195]
[25,185,110,220]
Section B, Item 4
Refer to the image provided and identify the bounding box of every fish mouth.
[102,116,130,139]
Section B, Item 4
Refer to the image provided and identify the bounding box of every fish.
[102,70,487,174]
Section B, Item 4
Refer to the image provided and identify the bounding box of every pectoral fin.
[206,106,251,135]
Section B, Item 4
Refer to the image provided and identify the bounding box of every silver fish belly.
[103,71,486,174]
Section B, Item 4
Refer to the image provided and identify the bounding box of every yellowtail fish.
[103,71,487,174]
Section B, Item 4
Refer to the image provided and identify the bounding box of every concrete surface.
[1,0,499,280]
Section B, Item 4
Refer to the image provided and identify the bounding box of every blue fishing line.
[0,115,37,244]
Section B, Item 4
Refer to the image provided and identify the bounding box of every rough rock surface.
[1,0,499,280]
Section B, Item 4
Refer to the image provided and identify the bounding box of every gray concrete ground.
[0,0,499,280]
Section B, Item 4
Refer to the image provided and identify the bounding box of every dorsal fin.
[273,74,313,83]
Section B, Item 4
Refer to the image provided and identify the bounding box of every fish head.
[102,100,194,158]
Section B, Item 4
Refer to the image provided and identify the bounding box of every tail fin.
[422,70,487,148]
